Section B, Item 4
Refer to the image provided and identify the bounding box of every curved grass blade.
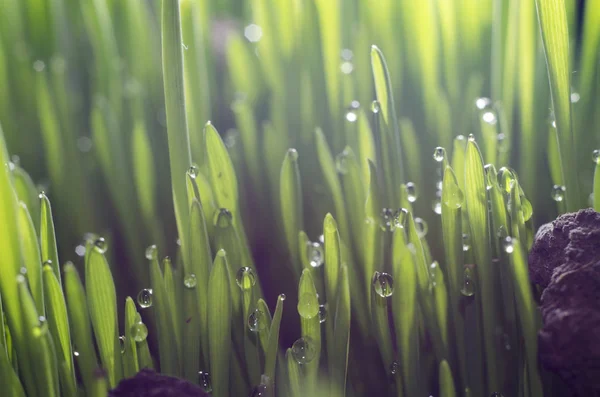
[63,263,99,393]
[364,161,383,306]
[370,273,394,370]
[323,213,341,343]
[85,246,123,387]
[17,202,43,314]
[0,340,25,397]
[40,192,61,285]
[12,165,40,230]
[162,0,192,260]
[332,264,350,396]
[439,360,457,397]
[280,148,303,278]
[264,294,285,382]
[18,277,59,397]
[208,249,232,397]
[464,138,497,392]
[206,122,239,215]
[391,226,419,397]
[122,297,140,378]
[135,312,154,370]
[430,261,449,351]
[298,269,321,389]
[90,369,109,397]
[286,348,302,397]
[43,264,77,397]
[535,0,580,210]
[162,257,183,375]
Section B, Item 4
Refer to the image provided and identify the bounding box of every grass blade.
[17,202,43,314]
[298,269,321,390]
[280,148,303,278]
[264,294,285,382]
[39,193,61,285]
[122,297,140,378]
[439,360,457,397]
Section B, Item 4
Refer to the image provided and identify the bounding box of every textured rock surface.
[529,209,600,396]
[528,208,600,287]
[109,369,211,397]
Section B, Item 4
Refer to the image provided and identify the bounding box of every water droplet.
[475,97,492,110]
[393,208,408,229]
[414,218,428,238]
[307,241,324,268]
[406,182,418,203]
[372,271,394,298]
[389,360,400,376]
[287,148,298,161]
[335,149,350,174]
[551,185,566,202]
[131,322,148,342]
[214,208,233,228]
[137,289,153,308]
[187,165,198,179]
[236,267,257,290]
[244,24,262,42]
[119,336,126,353]
[248,309,267,332]
[145,245,157,260]
[381,208,396,231]
[468,134,476,142]
[198,371,212,393]
[33,316,48,337]
[482,110,498,125]
[93,237,107,254]
[291,337,316,364]
[318,304,327,323]
[297,292,319,319]
[250,384,268,397]
[279,294,286,301]
[484,164,498,190]
[462,233,471,251]
[341,49,353,61]
[371,100,381,114]
[75,244,86,257]
[340,61,354,74]
[592,149,600,165]
[318,234,325,243]
[184,274,197,289]
[433,147,446,162]
[503,237,514,253]
[345,109,357,122]
[33,60,46,72]
[461,267,475,297]
[74,351,80,357]
[570,92,580,103]
[432,198,442,215]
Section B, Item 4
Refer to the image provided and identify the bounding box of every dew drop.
[287,148,298,161]
[137,288,153,309]
[33,316,48,337]
[187,165,198,179]
[461,267,475,297]
[198,371,212,393]
[93,237,107,254]
[250,384,268,397]
[468,134,476,142]
[340,61,354,75]
[145,245,157,260]
[372,271,394,298]
[389,360,400,376]
[570,91,580,103]
[184,274,197,289]
[131,322,148,342]
[462,233,471,252]
[484,164,498,190]
[335,149,350,174]
[432,198,442,215]
[475,97,492,110]
[503,236,514,254]
[279,293,286,301]
[592,149,600,165]
[33,60,46,72]
[481,110,498,125]
[406,182,418,203]
[345,109,357,122]
[318,304,327,324]
[74,351,80,357]
[371,100,381,114]
[236,267,257,290]
[414,217,428,238]
[291,337,316,364]
[381,208,395,232]
[248,309,267,332]
[393,208,408,229]
[75,245,86,257]
[214,208,233,228]
[297,292,319,319]
[244,24,263,42]
[119,336,126,353]
[307,241,324,268]
[551,185,566,202]
[433,147,446,162]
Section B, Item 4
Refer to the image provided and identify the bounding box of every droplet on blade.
[406,182,418,203]
[187,165,198,179]
[297,292,319,319]
[592,149,600,165]
[433,147,446,162]
[131,322,148,342]
[214,208,233,228]
[335,149,350,174]
[372,271,394,298]
[119,336,126,353]
[432,198,442,215]
[475,97,492,110]
[198,371,212,393]
[307,241,324,268]
[389,360,400,376]
[236,267,257,290]
[145,245,157,260]
[381,208,395,231]
[462,233,471,252]
[137,289,153,309]
[551,185,566,202]
[393,208,408,229]
[414,218,428,238]
[93,237,107,254]
[461,267,475,297]
[183,274,197,289]
[318,304,327,324]
[248,309,267,332]
[503,236,514,254]
[291,337,316,364]
[371,100,381,114]
[33,316,48,337]
[490,393,504,397]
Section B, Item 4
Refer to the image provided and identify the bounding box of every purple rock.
[109,369,211,397]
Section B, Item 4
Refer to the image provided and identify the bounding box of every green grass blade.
[323,212,341,361]
[12,165,40,231]
[264,294,285,382]
[162,0,192,261]
[85,245,123,387]
[430,261,449,354]
[17,202,44,314]
[464,138,497,392]
[208,249,232,397]
[63,263,99,394]
[122,297,140,378]
[339,147,366,262]
[280,148,303,278]
[163,257,183,375]
[205,122,239,215]
[42,264,77,397]
[439,360,457,397]
[286,348,302,397]
[90,369,109,397]
[131,120,157,227]
[0,340,25,397]
[298,269,321,389]
[370,274,394,369]
[332,264,350,396]
[535,0,580,210]
[135,312,154,370]
[594,159,600,211]
[39,193,61,285]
